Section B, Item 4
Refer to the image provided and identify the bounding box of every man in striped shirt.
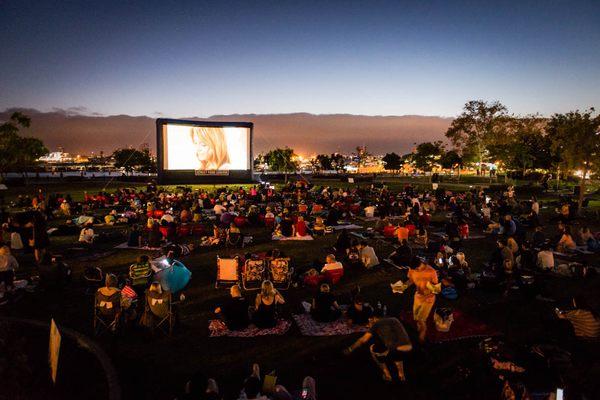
[557,295,600,339]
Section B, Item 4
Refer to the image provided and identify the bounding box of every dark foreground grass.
[2,182,600,399]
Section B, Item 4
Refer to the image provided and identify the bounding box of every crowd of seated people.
[178,363,317,400]
[4,179,599,399]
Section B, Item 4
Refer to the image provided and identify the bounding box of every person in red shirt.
[396,223,409,243]
[295,216,308,237]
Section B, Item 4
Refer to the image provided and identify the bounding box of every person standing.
[344,310,413,382]
[406,258,439,343]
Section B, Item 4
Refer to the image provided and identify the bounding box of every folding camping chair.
[215,256,241,288]
[93,291,121,336]
[84,266,104,295]
[144,290,174,336]
[269,258,293,290]
[243,259,266,290]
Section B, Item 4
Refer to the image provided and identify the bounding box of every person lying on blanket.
[214,284,250,331]
[343,309,413,382]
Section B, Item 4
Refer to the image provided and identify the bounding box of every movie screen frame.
[156,118,254,184]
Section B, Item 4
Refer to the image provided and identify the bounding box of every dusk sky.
[1,0,599,118]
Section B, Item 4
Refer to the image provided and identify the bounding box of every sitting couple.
[215,281,285,330]
[304,284,374,326]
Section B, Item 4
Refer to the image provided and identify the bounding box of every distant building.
[38,151,74,163]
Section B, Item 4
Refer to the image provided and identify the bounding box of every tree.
[439,149,463,180]
[486,115,552,179]
[445,100,509,174]
[315,154,333,171]
[112,148,154,173]
[353,146,371,170]
[330,153,346,172]
[382,152,402,172]
[0,112,48,176]
[546,108,600,210]
[253,153,265,171]
[412,141,444,179]
[264,147,298,182]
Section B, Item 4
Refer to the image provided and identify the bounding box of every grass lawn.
[1,180,599,399]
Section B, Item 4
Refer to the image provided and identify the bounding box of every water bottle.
[383,305,387,317]
[377,301,382,312]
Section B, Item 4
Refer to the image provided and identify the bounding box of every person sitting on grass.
[320,254,344,275]
[238,363,267,400]
[556,295,600,340]
[127,224,143,248]
[414,225,428,247]
[357,241,379,269]
[309,283,341,322]
[104,209,118,225]
[78,222,95,245]
[312,216,326,236]
[295,215,309,237]
[0,245,18,295]
[334,229,352,254]
[556,225,577,253]
[396,222,409,243]
[343,309,413,382]
[227,222,242,246]
[346,294,373,326]
[253,280,285,329]
[388,239,413,267]
[536,244,555,271]
[214,284,250,331]
[129,255,153,289]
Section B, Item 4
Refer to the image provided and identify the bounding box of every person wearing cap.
[343,308,412,382]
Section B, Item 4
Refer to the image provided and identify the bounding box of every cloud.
[51,106,90,116]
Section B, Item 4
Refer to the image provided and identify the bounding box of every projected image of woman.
[190,127,231,170]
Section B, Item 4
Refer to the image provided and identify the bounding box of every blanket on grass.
[272,235,314,241]
[208,319,291,337]
[331,224,363,231]
[399,309,500,343]
[115,242,162,251]
[292,313,367,336]
[72,250,117,262]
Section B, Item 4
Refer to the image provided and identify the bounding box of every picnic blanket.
[358,216,380,222]
[350,232,370,240]
[73,250,116,262]
[331,224,363,231]
[432,232,486,240]
[115,242,162,251]
[399,309,500,343]
[208,319,291,337]
[384,259,409,271]
[292,313,368,336]
[272,234,314,241]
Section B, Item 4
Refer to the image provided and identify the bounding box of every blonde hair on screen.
[190,127,230,169]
